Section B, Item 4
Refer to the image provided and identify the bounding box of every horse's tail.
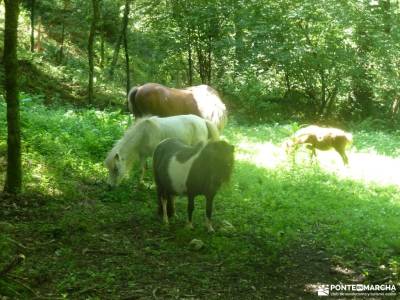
[218,110,228,131]
[345,132,353,145]
[205,120,220,141]
[127,86,140,117]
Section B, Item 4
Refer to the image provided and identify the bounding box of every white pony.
[104,114,220,186]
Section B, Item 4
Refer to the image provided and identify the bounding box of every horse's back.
[153,115,209,145]
[133,83,199,117]
[129,83,227,130]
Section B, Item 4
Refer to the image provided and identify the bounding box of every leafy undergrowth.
[1,100,400,299]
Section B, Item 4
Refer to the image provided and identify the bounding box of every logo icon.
[317,285,330,296]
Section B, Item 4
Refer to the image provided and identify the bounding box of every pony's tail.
[345,132,353,145]
[218,110,228,131]
[127,86,140,117]
[205,120,220,141]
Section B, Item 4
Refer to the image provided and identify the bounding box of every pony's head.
[104,117,155,187]
[203,140,235,183]
[104,151,127,187]
[283,138,294,151]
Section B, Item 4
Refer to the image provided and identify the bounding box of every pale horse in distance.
[104,114,220,186]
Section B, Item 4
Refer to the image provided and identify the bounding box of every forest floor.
[1,101,400,299]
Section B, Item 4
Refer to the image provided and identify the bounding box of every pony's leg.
[157,187,163,216]
[336,148,349,165]
[172,196,177,218]
[167,195,176,218]
[139,158,146,183]
[290,145,298,165]
[205,195,215,233]
[308,146,317,164]
[160,194,169,225]
[186,195,195,230]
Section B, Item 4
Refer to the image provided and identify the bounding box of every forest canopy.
[1,0,399,122]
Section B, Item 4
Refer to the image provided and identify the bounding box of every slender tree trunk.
[30,0,35,52]
[3,0,21,194]
[206,35,212,84]
[35,15,42,51]
[99,0,105,68]
[58,21,65,63]
[122,0,131,96]
[187,27,193,86]
[390,96,400,118]
[58,0,70,64]
[284,70,291,93]
[88,0,100,105]
[109,29,123,77]
[233,1,243,76]
[58,4,66,63]
[100,27,105,68]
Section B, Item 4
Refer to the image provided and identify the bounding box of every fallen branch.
[82,248,134,256]
[152,287,159,299]
[8,276,39,297]
[5,237,35,250]
[74,285,100,295]
[0,254,25,277]
[371,276,392,284]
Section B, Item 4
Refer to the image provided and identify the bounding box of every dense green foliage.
[1,100,400,298]
[2,0,399,121]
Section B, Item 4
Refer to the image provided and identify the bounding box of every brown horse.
[128,83,227,130]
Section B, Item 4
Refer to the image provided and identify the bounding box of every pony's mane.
[189,85,227,130]
[105,116,156,166]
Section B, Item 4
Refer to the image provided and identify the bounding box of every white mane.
[188,85,227,130]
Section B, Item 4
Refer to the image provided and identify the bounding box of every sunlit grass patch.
[228,122,400,188]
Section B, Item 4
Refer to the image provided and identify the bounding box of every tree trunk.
[390,96,400,118]
[88,0,100,105]
[206,35,212,84]
[122,0,131,96]
[3,0,22,194]
[35,15,42,51]
[99,0,105,68]
[187,26,193,86]
[58,0,70,64]
[58,22,65,63]
[109,25,123,77]
[233,1,243,76]
[100,27,105,68]
[30,0,35,52]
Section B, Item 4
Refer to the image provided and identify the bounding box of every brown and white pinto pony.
[127,83,227,131]
[153,138,234,232]
[285,125,353,165]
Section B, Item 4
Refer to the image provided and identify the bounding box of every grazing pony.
[284,125,353,165]
[104,115,219,186]
[153,138,234,232]
[128,83,227,130]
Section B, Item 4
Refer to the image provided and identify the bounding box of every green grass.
[1,99,399,299]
